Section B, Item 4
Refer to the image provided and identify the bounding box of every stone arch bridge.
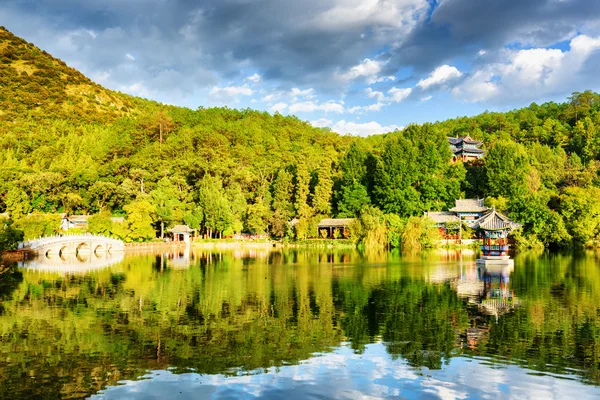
[19,235,125,258]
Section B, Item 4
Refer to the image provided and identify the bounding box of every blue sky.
[3,0,600,135]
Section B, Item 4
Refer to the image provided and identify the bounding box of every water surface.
[1,249,599,399]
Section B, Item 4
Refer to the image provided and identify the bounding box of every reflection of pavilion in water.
[19,251,125,274]
[453,262,518,319]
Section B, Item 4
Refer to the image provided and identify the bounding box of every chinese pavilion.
[471,209,521,266]
[448,135,485,162]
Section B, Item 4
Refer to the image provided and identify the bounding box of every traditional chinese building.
[424,211,460,238]
[449,199,490,225]
[471,209,521,266]
[448,135,485,162]
[168,225,196,244]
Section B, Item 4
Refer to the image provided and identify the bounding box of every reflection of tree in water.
[0,265,22,313]
[334,278,469,369]
[0,250,600,398]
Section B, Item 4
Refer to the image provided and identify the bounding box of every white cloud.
[388,87,412,102]
[125,82,152,98]
[291,88,315,99]
[420,95,432,102]
[125,53,135,61]
[289,100,345,113]
[365,88,385,102]
[338,58,394,84]
[331,120,401,136]
[454,34,600,103]
[270,102,288,112]
[416,65,463,90]
[347,102,386,114]
[311,118,333,128]
[310,0,428,34]
[208,84,255,103]
[245,73,262,83]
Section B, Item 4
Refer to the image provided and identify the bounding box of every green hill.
[1,27,599,249]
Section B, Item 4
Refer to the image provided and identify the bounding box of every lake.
[1,248,599,399]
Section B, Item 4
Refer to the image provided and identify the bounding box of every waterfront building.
[449,198,490,225]
[168,225,196,244]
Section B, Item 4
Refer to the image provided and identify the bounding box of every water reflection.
[18,250,125,273]
[92,344,600,400]
[0,249,599,399]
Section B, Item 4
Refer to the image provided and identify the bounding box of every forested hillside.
[1,26,599,249]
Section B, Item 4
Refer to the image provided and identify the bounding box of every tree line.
[1,26,600,249]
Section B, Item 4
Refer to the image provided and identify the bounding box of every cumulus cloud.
[270,102,288,112]
[416,65,462,89]
[310,118,333,128]
[365,88,386,102]
[388,87,412,102]
[288,100,345,114]
[331,120,401,136]
[347,102,386,114]
[2,0,600,122]
[209,84,255,103]
[453,34,600,103]
[246,73,262,83]
[338,58,395,84]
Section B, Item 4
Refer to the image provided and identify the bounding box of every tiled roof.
[424,211,459,224]
[449,199,489,213]
[317,218,355,228]
[447,135,483,145]
[168,224,196,233]
[471,210,521,231]
[454,148,486,154]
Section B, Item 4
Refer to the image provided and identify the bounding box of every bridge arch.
[76,242,91,255]
[94,244,105,255]
[59,245,70,259]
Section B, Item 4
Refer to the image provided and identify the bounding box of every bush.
[0,219,24,251]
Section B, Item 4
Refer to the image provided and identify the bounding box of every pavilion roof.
[317,218,355,228]
[168,224,196,233]
[424,211,459,224]
[449,199,489,213]
[471,210,521,231]
[448,135,483,145]
[453,148,486,155]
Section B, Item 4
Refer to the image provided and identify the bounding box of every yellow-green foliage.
[401,216,441,251]
[13,214,61,240]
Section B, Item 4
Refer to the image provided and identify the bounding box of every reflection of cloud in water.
[19,251,125,274]
[91,342,600,399]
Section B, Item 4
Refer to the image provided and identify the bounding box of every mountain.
[0,26,139,122]
[1,27,599,249]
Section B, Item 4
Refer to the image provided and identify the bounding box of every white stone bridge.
[18,234,125,257]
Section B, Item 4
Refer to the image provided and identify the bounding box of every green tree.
[123,199,156,242]
[312,162,333,215]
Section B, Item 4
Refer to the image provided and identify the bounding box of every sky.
[3,0,600,136]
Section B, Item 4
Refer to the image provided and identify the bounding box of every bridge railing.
[19,234,124,250]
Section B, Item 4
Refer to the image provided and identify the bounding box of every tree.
[337,181,370,218]
[123,199,156,242]
[312,162,333,215]
[5,187,31,219]
[197,175,232,238]
[0,219,24,251]
[294,162,312,218]
[485,141,530,198]
[88,212,113,236]
[150,177,186,239]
